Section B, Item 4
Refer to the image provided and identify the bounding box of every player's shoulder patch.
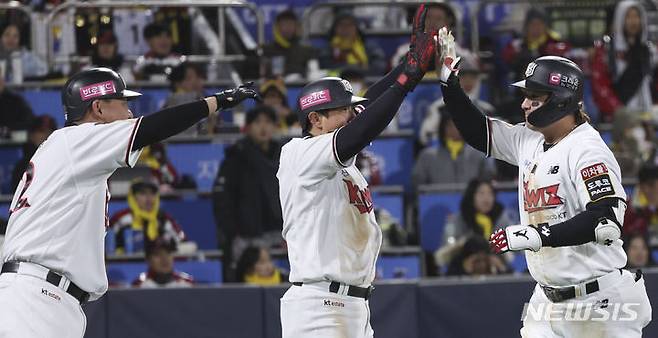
[580,162,608,181]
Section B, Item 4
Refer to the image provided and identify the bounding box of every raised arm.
[132,83,259,150]
[335,4,438,163]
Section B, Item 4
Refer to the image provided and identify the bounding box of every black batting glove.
[396,4,438,92]
[213,82,261,110]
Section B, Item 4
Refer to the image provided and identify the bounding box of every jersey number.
[9,162,34,215]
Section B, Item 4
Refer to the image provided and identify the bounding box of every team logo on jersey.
[343,179,373,214]
[299,89,331,110]
[80,80,116,100]
[523,182,563,213]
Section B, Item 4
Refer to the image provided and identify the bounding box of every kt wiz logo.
[343,180,373,214]
[523,182,563,212]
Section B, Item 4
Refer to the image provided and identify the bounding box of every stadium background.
[0,0,657,337]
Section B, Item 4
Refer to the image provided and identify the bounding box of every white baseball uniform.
[487,118,652,337]
[0,118,143,338]
[278,129,382,338]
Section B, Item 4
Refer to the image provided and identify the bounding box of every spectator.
[591,0,657,122]
[623,233,654,269]
[163,62,206,108]
[132,238,194,288]
[10,115,56,192]
[259,78,298,135]
[443,179,513,246]
[624,165,658,247]
[212,105,283,280]
[412,112,494,187]
[0,65,34,134]
[498,9,569,122]
[0,23,48,80]
[319,10,386,76]
[262,9,318,80]
[89,30,133,83]
[109,180,192,255]
[610,108,654,178]
[445,236,508,276]
[419,56,494,146]
[133,23,183,81]
[235,246,286,285]
[136,143,181,190]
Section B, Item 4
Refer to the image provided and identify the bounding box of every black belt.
[293,281,374,300]
[1,262,90,304]
[540,269,641,303]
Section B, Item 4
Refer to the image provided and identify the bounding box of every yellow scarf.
[127,190,161,241]
[244,269,282,286]
[445,138,464,160]
[273,25,291,49]
[475,213,494,239]
[331,36,368,67]
[526,30,561,51]
[138,146,161,170]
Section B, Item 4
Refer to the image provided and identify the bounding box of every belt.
[540,269,637,303]
[1,261,90,304]
[292,281,374,300]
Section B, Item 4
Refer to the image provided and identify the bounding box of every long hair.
[459,179,504,235]
[574,103,590,125]
[235,246,262,282]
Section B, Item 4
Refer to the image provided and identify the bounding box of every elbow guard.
[594,198,626,246]
[594,218,621,246]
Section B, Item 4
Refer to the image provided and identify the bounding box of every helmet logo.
[80,81,116,100]
[340,79,353,94]
[549,73,561,85]
[548,72,579,91]
[525,62,537,77]
[299,89,332,110]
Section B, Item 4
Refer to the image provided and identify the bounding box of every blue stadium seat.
[166,143,226,193]
[377,255,421,279]
[0,145,23,194]
[107,259,222,285]
[372,190,404,224]
[418,191,462,252]
[0,202,9,220]
[368,137,414,186]
[108,197,217,250]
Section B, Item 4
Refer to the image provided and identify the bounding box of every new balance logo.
[547,166,560,174]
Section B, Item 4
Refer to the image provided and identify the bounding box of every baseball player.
[278,5,437,338]
[0,67,258,338]
[436,28,652,337]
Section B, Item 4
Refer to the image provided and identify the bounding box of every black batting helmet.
[62,67,142,125]
[511,56,584,128]
[296,77,367,131]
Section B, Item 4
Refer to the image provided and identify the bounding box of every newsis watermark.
[521,301,640,322]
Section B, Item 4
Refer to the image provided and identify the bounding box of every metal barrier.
[44,0,264,71]
[301,0,462,40]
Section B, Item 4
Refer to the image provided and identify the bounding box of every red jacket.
[591,38,624,121]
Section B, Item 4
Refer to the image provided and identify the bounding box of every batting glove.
[436,27,461,86]
[214,82,261,110]
[490,225,542,254]
[396,4,438,92]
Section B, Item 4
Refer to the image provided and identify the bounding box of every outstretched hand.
[396,4,438,92]
[214,82,261,111]
[436,27,461,85]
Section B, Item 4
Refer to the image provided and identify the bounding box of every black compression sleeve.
[538,198,622,247]
[132,100,209,150]
[363,63,404,102]
[335,84,406,163]
[440,74,488,153]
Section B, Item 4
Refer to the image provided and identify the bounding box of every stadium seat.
[368,137,414,186]
[166,143,226,193]
[0,145,23,194]
[107,259,222,285]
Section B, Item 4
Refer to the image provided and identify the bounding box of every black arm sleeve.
[363,63,404,102]
[440,74,488,153]
[538,198,624,247]
[132,100,209,150]
[335,84,407,163]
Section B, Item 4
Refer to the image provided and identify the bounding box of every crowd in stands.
[1,1,658,286]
